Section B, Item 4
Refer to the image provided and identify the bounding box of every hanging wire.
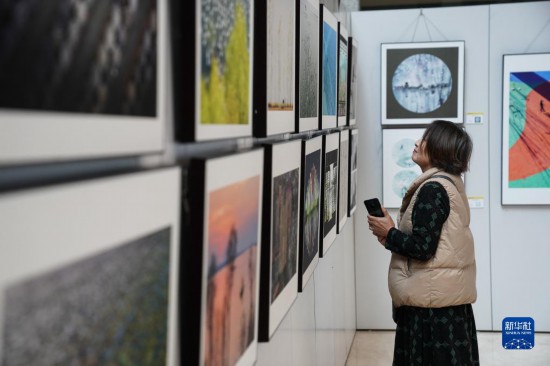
[421,10,432,41]
[524,16,550,53]
[404,8,449,43]
[424,15,449,41]
[397,12,422,42]
[411,9,423,42]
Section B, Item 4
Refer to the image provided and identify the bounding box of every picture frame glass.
[502,53,550,204]
[201,150,263,364]
[382,128,424,208]
[266,0,296,135]
[0,0,167,163]
[381,41,464,125]
[298,0,320,132]
[196,0,253,140]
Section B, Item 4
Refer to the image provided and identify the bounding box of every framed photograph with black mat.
[319,5,338,130]
[321,131,339,256]
[501,52,550,205]
[186,149,264,365]
[259,140,301,341]
[337,129,349,232]
[348,128,358,216]
[381,41,464,125]
[0,0,167,165]
[253,0,296,137]
[299,136,322,292]
[297,0,320,132]
[337,25,349,127]
[171,0,254,141]
[0,167,181,365]
[347,37,358,126]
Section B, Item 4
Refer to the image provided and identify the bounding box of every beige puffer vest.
[388,167,477,308]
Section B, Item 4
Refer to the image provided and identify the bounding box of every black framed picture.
[348,128,358,216]
[299,136,322,291]
[337,129,349,232]
[0,168,181,365]
[319,5,338,130]
[253,0,296,137]
[381,41,465,125]
[337,24,349,127]
[297,0,320,132]
[320,131,339,256]
[0,0,167,164]
[186,149,264,365]
[347,37,358,126]
[171,0,254,141]
[259,140,301,341]
[501,52,550,205]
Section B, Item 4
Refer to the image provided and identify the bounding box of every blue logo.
[502,317,535,350]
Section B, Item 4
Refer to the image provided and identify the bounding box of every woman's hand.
[367,207,395,245]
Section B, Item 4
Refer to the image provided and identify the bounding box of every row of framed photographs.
[0,0,358,166]
[381,51,549,205]
[0,128,358,364]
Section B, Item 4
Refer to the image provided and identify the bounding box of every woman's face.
[412,139,431,172]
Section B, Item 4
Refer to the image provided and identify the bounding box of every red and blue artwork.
[508,70,550,188]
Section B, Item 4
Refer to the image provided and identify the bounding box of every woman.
[368,120,479,365]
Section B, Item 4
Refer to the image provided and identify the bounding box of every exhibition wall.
[352,0,550,331]
[0,0,359,365]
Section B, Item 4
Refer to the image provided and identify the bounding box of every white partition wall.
[352,1,550,332]
[488,1,550,331]
[256,223,357,365]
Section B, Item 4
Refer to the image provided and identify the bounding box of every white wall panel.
[488,1,550,331]
[352,5,493,330]
[256,212,357,365]
[291,279,317,366]
[314,245,337,366]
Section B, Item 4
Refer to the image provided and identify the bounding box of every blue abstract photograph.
[322,22,337,115]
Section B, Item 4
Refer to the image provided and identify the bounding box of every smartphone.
[364,198,384,217]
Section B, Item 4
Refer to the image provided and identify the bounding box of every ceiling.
[359,0,541,10]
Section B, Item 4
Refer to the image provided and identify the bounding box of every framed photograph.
[337,24,349,127]
[348,128,358,216]
[382,128,424,208]
[171,0,254,141]
[259,140,301,341]
[253,0,296,137]
[338,130,349,232]
[381,41,465,125]
[0,168,181,365]
[186,149,263,365]
[297,0,320,132]
[299,136,322,292]
[319,5,338,130]
[0,0,167,165]
[347,37,358,126]
[321,131,339,256]
[502,53,550,205]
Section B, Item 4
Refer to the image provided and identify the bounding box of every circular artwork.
[392,170,419,198]
[392,138,416,168]
[392,54,453,114]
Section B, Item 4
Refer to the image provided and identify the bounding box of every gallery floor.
[346,330,550,366]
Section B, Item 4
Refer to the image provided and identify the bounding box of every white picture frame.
[0,167,181,364]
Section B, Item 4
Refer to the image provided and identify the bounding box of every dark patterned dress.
[385,182,480,366]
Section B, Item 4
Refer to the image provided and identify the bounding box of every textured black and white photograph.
[0,0,159,116]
